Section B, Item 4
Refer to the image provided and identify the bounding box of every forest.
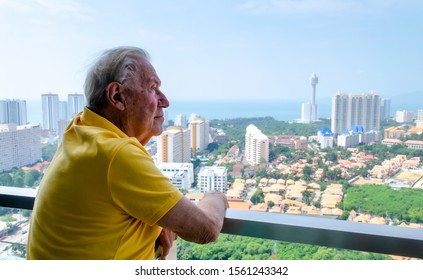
[210,117,331,146]
[341,184,423,223]
[177,234,390,260]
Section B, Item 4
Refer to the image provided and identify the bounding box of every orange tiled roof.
[228,201,251,211]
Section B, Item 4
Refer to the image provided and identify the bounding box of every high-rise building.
[68,93,86,119]
[0,124,41,172]
[301,102,312,123]
[42,93,59,131]
[245,124,269,165]
[189,113,199,123]
[0,99,27,125]
[189,117,210,153]
[416,109,423,128]
[197,166,228,193]
[380,98,391,121]
[59,101,68,121]
[301,73,319,123]
[163,110,169,127]
[157,162,194,190]
[331,92,381,134]
[156,126,191,164]
[174,114,187,128]
[395,110,415,123]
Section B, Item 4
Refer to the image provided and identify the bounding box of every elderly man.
[27,46,228,260]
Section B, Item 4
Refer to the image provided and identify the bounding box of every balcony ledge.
[1,186,423,259]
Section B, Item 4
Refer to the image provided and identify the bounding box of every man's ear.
[106,82,126,111]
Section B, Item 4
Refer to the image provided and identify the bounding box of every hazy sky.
[0,0,422,103]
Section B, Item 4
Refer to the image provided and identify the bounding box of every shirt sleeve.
[108,142,183,226]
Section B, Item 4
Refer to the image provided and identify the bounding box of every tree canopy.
[177,234,390,260]
[341,184,423,223]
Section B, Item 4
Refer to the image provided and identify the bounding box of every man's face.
[124,57,169,145]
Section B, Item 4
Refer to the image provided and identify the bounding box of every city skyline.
[0,0,422,105]
[2,91,421,128]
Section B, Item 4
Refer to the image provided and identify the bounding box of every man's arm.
[157,190,228,244]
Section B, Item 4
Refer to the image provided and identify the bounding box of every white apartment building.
[245,124,269,165]
[380,98,391,121]
[189,117,210,153]
[337,127,380,149]
[395,110,415,123]
[0,99,27,125]
[317,127,333,149]
[156,126,191,164]
[42,93,59,131]
[360,130,380,144]
[301,102,312,124]
[68,93,86,119]
[58,101,68,121]
[404,140,423,150]
[0,124,41,172]
[331,92,381,134]
[416,109,423,128]
[157,162,194,190]
[197,166,228,193]
[337,133,360,149]
[174,114,188,128]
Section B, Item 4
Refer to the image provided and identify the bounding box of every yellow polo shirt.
[27,107,182,259]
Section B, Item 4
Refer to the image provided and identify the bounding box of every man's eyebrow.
[149,77,161,85]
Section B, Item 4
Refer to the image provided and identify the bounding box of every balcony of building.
[1,186,423,260]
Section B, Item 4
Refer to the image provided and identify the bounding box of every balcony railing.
[1,186,423,259]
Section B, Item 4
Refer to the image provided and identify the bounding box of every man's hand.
[155,228,178,259]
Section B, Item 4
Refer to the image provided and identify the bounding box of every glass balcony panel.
[1,186,423,260]
[0,206,30,260]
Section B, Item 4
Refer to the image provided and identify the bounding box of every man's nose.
[158,91,170,108]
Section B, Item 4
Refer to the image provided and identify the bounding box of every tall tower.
[310,73,318,122]
[156,126,191,164]
[68,93,86,119]
[0,99,27,125]
[331,92,380,134]
[189,117,210,153]
[245,124,269,165]
[41,93,59,131]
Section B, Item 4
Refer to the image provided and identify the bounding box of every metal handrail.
[222,208,423,259]
[1,186,423,258]
[0,186,36,210]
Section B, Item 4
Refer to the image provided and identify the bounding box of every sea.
[26,99,332,125]
[25,94,422,125]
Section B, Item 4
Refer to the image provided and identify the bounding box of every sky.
[0,0,422,105]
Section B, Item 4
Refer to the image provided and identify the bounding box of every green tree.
[255,168,267,178]
[12,175,24,188]
[325,169,342,181]
[29,169,41,181]
[341,185,423,223]
[250,188,264,205]
[24,172,35,187]
[0,173,13,186]
[302,166,313,182]
[11,243,26,258]
[324,150,338,163]
[42,144,58,161]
